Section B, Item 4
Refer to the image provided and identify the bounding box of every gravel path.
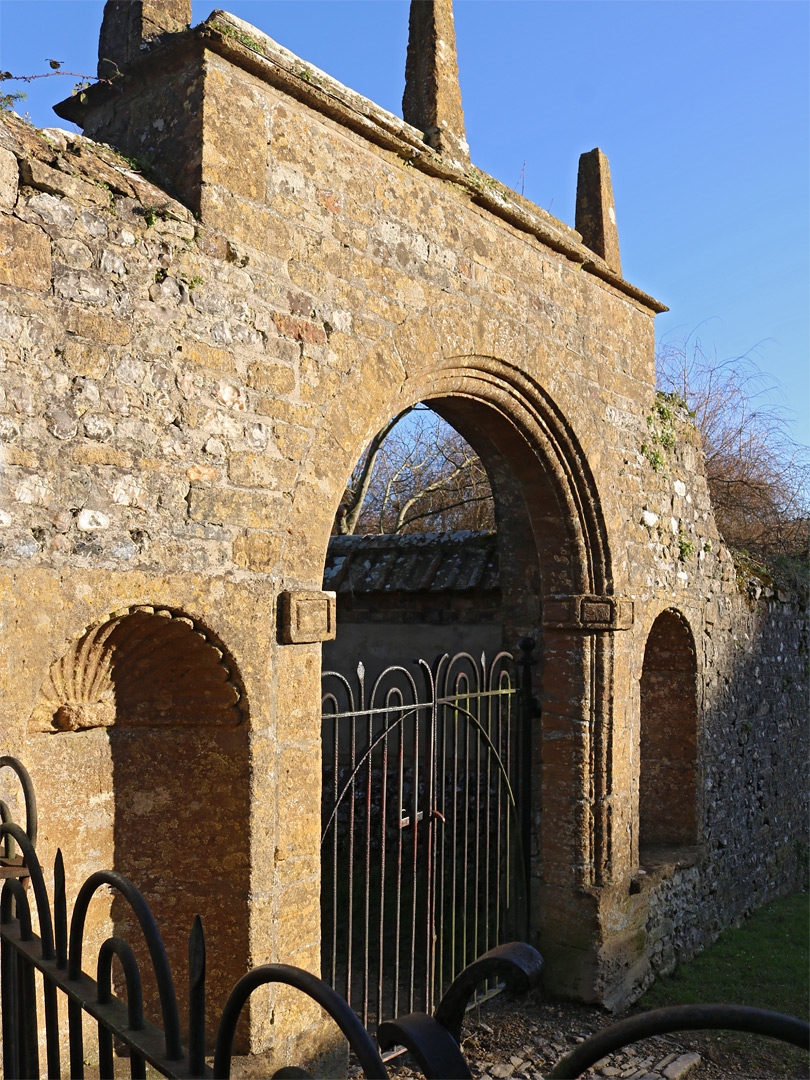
[378,989,808,1080]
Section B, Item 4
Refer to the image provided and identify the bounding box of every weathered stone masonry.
[0,0,806,1069]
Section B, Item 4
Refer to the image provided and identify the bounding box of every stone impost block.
[544,594,635,632]
[279,590,336,644]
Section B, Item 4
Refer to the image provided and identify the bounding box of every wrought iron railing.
[546,1004,809,1079]
[0,754,807,1080]
[0,749,543,1079]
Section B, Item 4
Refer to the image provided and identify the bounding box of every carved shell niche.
[30,606,243,733]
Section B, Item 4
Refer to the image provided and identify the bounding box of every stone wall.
[0,0,806,1067]
[601,404,808,1002]
[680,580,808,938]
[644,571,809,981]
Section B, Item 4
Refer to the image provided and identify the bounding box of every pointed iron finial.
[403,0,470,168]
[575,148,622,275]
[188,915,206,1076]
[54,849,67,968]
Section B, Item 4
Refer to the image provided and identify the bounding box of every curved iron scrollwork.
[320,643,535,1031]
[212,964,388,1079]
[547,1003,810,1078]
[432,940,545,1045]
[68,868,185,1071]
[0,756,37,855]
[377,941,545,1080]
[0,833,194,1078]
[0,759,205,1079]
[0,754,807,1080]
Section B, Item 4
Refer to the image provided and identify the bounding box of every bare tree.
[335,407,495,535]
[657,338,809,557]
[337,345,810,556]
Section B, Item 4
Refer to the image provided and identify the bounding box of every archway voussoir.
[391,308,444,377]
[430,303,477,358]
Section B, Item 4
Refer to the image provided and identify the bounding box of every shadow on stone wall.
[30,606,251,1052]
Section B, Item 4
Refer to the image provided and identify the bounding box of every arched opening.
[296,333,616,1004]
[317,379,605,1025]
[30,606,250,1049]
[323,404,505,687]
[639,609,698,856]
[320,398,544,1026]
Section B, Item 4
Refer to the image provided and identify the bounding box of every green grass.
[640,891,809,1077]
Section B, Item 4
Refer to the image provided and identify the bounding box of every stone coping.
[54,9,667,315]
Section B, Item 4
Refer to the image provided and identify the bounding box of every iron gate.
[321,639,536,1032]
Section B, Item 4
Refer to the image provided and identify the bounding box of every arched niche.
[639,609,698,853]
[29,606,250,1050]
[31,605,243,732]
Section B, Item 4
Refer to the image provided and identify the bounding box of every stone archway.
[288,333,620,1000]
[29,606,250,1048]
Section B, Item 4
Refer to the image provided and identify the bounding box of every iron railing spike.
[54,849,67,968]
[189,914,206,1077]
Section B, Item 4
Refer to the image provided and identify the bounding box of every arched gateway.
[1,0,805,1072]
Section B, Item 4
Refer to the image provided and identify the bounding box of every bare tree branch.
[336,406,415,534]
[397,494,492,532]
[657,338,810,557]
[393,457,478,532]
[334,407,495,535]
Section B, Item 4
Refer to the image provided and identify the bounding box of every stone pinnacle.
[403,0,470,169]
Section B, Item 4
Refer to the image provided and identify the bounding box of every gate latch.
[399,807,424,828]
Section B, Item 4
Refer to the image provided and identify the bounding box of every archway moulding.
[290,326,628,602]
[296,336,635,898]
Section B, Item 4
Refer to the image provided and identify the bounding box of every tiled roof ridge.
[324,530,499,594]
[328,528,495,548]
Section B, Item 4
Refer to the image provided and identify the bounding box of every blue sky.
[2,0,808,444]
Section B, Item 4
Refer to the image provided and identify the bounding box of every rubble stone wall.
[641,582,809,982]
[606,414,808,1001]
